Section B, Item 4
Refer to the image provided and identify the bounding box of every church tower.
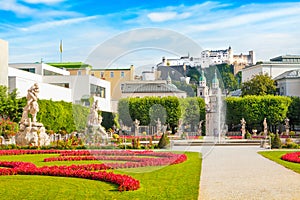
[197,69,209,105]
[211,69,219,95]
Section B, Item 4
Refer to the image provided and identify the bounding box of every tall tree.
[241,73,276,96]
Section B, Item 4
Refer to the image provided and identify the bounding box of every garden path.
[198,146,300,200]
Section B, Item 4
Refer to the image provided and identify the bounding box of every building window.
[120,84,124,90]
[51,83,69,88]
[90,84,106,98]
[110,72,114,78]
[121,71,125,78]
[100,72,104,78]
[21,68,35,74]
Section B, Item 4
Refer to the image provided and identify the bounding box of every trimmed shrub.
[271,133,282,149]
[158,133,170,149]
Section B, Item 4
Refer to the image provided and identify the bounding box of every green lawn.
[258,150,300,174]
[0,152,201,200]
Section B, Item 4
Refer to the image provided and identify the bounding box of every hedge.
[226,95,292,132]
[118,96,206,133]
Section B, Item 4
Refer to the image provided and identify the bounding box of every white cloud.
[21,0,65,4]
[188,4,300,32]
[147,12,177,22]
[19,16,98,32]
[147,11,191,22]
[0,0,34,15]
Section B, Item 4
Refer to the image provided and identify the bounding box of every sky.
[1,0,300,69]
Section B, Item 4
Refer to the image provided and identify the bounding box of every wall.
[278,78,300,97]
[0,39,8,86]
[91,66,134,101]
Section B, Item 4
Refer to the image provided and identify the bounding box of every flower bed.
[281,152,300,163]
[0,150,187,191]
[228,136,243,139]
[0,161,138,191]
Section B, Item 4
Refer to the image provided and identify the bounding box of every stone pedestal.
[16,122,50,146]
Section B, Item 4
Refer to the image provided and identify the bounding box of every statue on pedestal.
[134,119,140,136]
[240,118,246,138]
[86,100,108,144]
[156,118,162,135]
[284,117,290,136]
[198,120,204,135]
[16,83,50,146]
[263,118,268,136]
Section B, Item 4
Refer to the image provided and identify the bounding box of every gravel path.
[198,146,300,200]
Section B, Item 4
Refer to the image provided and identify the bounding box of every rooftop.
[47,62,92,69]
[274,69,300,80]
[91,65,134,71]
[122,81,186,93]
[270,55,300,62]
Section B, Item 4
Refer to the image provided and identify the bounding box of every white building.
[43,74,111,112]
[8,63,72,102]
[157,47,255,70]
[274,69,300,97]
[242,55,300,82]
[0,39,8,86]
[8,63,111,112]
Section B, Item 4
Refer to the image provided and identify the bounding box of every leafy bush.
[0,118,19,138]
[289,131,296,136]
[245,131,251,139]
[271,133,282,149]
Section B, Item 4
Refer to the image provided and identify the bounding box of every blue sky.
[1,0,300,68]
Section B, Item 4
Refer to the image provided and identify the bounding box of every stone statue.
[134,119,140,136]
[284,117,290,136]
[87,100,99,126]
[16,83,50,146]
[198,120,204,135]
[240,118,246,138]
[156,118,162,135]
[263,118,268,136]
[20,83,40,125]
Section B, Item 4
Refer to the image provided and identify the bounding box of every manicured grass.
[259,150,300,174]
[0,152,201,199]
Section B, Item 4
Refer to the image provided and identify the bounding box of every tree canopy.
[241,73,276,96]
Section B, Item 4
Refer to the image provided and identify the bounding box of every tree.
[173,81,196,97]
[287,96,300,129]
[241,74,276,96]
[0,86,26,122]
[179,97,206,132]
